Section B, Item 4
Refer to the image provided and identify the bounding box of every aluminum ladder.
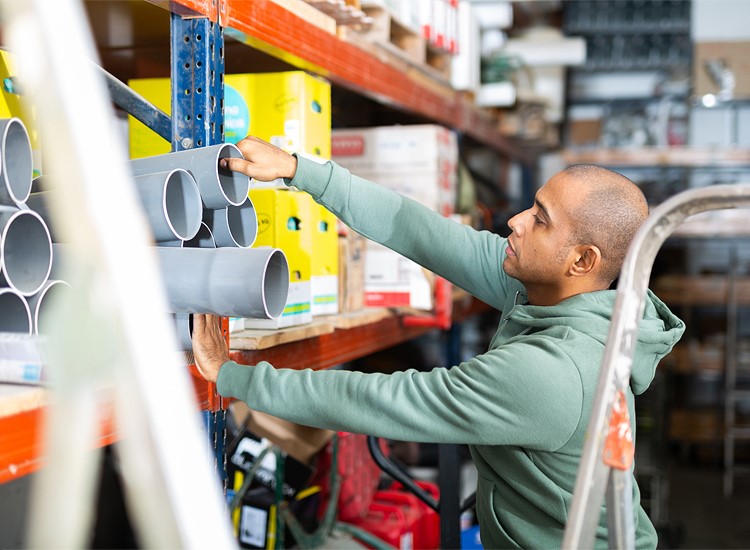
[562,183,750,549]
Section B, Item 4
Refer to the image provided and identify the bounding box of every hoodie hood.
[507,288,685,395]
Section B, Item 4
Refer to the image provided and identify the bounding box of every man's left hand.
[192,314,230,383]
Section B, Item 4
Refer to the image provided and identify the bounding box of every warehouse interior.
[0,0,748,548]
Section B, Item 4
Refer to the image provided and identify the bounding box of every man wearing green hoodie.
[192,136,685,549]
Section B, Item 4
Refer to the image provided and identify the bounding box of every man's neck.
[526,282,609,306]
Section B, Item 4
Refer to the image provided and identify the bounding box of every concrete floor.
[664,462,750,549]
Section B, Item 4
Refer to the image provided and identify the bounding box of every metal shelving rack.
[0,1,531,546]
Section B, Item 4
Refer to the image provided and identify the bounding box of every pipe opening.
[226,200,258,248]
[2,211,52,295]
[164,169,202,240]
[1,119,32,204]
[262,249,290,319]
[217,144,251,206]
[183,222,217,248]
[0,289,31,333]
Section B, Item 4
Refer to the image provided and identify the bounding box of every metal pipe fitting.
[162,222,217,249]
[133,169,203,242]
[0,206,52,295]
[26,279,71,334]
[0,118,33,206]
[156,247,289,318]
[203,198,257,248]
[130,143,250,209]
[0,287,32,333]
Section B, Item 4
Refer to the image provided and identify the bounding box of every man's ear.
[569,245,601,277]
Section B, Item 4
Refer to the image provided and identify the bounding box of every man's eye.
[533,214,544,225]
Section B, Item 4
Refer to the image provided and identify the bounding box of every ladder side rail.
[563,183,750,550]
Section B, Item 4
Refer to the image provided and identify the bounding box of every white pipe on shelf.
[203,197,258,248]
[0,286,32,333]
[0,206,52,295]
[26,279,71,335]
[133,169,203,242]
[130,143,250,209]
[156,246,289,319]
[0,117,33,206]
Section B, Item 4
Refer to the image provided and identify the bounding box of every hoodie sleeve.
[218,335,582,451]
[288,155,512,310]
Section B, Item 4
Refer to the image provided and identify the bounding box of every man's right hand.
[192,314,230,384]
[220,135,298,182]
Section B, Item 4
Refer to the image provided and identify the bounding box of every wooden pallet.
[338,5,453,82]
[304,0,373,29]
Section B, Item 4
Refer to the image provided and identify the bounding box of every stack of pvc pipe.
[23,140,289,350]
[129,144,289,350]
[0,117,69,336]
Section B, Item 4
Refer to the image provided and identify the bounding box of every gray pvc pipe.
[0,118,33,206]
[26,279,71,334]
[25,191,60,242]
[161,222,217,248]
[130,143,250,209]
[203,197,258,248]
[0,287,32,333]
[49,243,68,280]
[173,314,193,351]
[0,206,52,296]
[133,169,203,242]
[156,247,289,318]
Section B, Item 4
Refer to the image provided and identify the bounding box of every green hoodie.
[217,156,685,549]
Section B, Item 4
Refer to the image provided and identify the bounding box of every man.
[193,136,684,549]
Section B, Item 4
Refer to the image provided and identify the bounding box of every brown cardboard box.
[338,232,366,313]
[693,41,750,97]
[230,402,334,465]
[568,119,602,147]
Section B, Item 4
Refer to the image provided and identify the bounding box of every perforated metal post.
[171,13,228,492]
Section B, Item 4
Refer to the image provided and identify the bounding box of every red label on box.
[365,291,412,307]
[331,135,365,157]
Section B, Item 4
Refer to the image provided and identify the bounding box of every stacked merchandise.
[29,141,290,351]
[0,118,67,384]
[332,124,458,311]
[130,71,339,327]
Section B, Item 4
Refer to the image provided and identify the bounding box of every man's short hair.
[563,165,649,285]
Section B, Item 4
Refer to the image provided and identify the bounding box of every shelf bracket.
[95,65,172,143]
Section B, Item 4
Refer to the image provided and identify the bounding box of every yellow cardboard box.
[129,71,331,160]
[0,50,42,176]
[244,188,313,329]
[231,71,331,159]
[311,202,339,315]
[128,78,171,159]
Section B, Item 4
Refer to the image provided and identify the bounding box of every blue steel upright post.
[170,12,228,492]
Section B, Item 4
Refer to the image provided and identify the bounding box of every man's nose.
[508,212,524,235]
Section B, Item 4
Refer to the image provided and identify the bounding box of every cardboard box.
[365,241,434,310]
[338,231,366,313]
[332,124,458,216]
[332,124,457,176]
[311,202,339,315]
[128,71,331,159]
[227,71,331,158]
[0,50,42,176]
[243,188,313,329]
[693,41,750,98]
[229,401,334,466]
